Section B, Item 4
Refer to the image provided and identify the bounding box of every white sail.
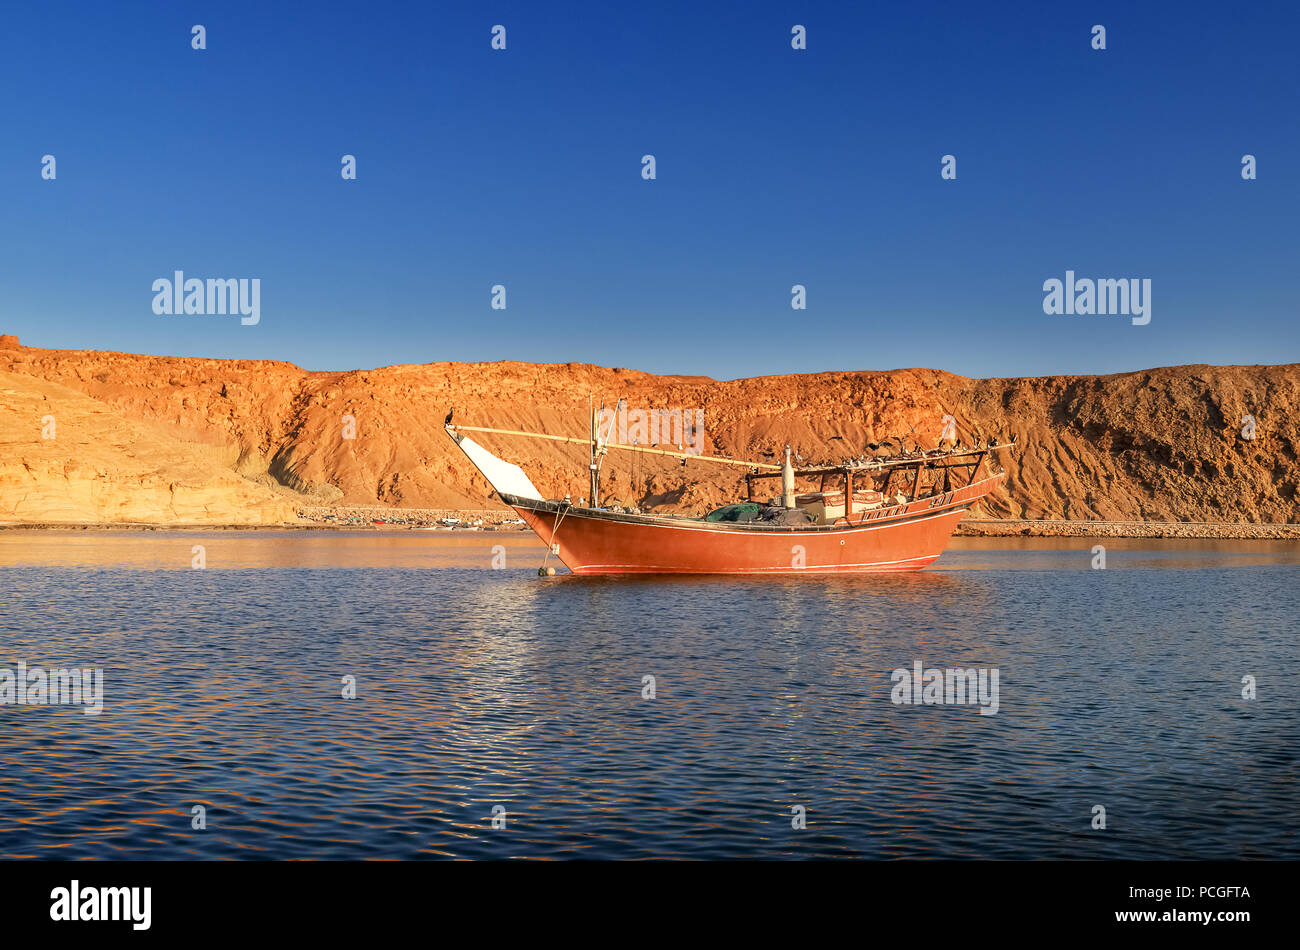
[452,433,544,501]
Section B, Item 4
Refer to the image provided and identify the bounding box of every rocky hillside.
[0,365,298,524]
[1,334,1296,524]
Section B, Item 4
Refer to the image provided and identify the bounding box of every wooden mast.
[588,395,599,507]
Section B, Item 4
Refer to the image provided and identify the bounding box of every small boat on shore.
[444,412,1010,575]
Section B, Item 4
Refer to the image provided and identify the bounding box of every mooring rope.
[538,500,573,574]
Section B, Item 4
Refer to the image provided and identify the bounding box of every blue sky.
[1,1,1295,379]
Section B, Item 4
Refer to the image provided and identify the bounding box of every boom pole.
[446,423,782,471]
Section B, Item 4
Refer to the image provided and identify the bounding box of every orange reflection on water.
[0,529,547,570]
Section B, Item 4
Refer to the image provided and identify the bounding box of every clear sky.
[1,1,1295,379]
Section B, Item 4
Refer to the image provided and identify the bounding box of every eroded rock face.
[0,369,298,524]
[1,336,1297,524]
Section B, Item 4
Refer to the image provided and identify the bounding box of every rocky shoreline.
[4,513,1298,539]
[293,504,523,528]
[955,519,1300,540]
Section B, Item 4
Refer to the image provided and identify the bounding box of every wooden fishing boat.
[444,413,1010,575]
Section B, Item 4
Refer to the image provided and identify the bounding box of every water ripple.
[0,544,1297,858]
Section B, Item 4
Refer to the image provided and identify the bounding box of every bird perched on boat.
[1010,433,1019,446]
[445,407,455,426]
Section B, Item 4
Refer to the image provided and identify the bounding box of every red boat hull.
[506,473,1002,575]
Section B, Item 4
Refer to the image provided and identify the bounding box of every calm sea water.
[0,531,1297,859]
